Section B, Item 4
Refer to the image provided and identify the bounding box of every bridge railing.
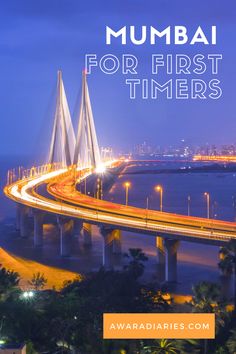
[6,159,121,186]
[6,162,64,185]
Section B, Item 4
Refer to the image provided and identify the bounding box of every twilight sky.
[0,0,236,159]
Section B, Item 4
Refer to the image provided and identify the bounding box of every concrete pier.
[156,236,165,266]
[57,217,73,257]
[156,236,165,281]
[219,247,232,299]
[112,229,122,254]
[100,227,115,269]
[19,205,30,238]
[33,210,44,247]
[73,219,83,237]
[83,222,92,247]
[164,238,180,283]
[16,203,21,231]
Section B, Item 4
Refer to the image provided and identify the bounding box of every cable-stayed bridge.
[48,71,75,167]
[73,71,101,169]
[4,72,236,283]
[48,70,102,171]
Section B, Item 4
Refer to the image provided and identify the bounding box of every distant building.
[101,147,113,161]
[134,141,155,156]
[0,343,26,354]
[131,142,236,159]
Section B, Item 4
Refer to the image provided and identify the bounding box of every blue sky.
[0,0,236,158]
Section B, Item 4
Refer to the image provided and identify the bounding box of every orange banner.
[103,313,215,339]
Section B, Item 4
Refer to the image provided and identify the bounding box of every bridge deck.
[4,168,236,245]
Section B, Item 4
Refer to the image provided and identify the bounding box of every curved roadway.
[4,166,236,245]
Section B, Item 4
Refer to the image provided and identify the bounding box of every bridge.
[4,71,236,283]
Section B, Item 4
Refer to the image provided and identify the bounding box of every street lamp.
[96,177,103,199]
[204,192,210,219]
[84,175,87,195]
[146,196,149,210]
[124,182,131,206]
[187,195,191,216]
[146,196,149,226]
[155,185,163,212]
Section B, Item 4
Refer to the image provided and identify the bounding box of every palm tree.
[191,281,221,313]
[28,272,47,290]
[218,239,236,312]
[0,266,20,300]
[174,339,201,354]
[191,281,229,354]
[143,339,179,354]
[124,248,148,279]
[214,346,229,354]
[226,328,236,353]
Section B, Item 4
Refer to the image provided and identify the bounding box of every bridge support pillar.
[100,227,115,269]
[16,203,21,231]
[164,238,180,283]
[73,219,83,237]
[156,236,165,281]
[57,217,73,257]
[219,247,231,276]
[219,247,231,299]
[83,223,92,247]
[112,229,122,254]
[156,236,165,265]
[33,210,44,247]
[19,205,30,238]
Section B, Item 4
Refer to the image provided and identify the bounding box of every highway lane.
[4,167,236,244]
[48,173,236,233]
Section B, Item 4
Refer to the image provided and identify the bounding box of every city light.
[194,155,236,162]
[95,164,106,174]
[21,290,35,299]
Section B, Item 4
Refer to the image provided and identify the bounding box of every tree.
[28,272,47,290]
[142,339,179,354]
[124,248,148,279]
[226,328,236,353]
[174,339,201,354]
[218,239,236,313]
[60,268,171,353]
[0,266,20,300]
[191,281,229,354]
[191,281,222,313]
[214,346,229,354]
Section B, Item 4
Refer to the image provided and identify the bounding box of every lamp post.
[124,182,131,206]
[146,196,149,226]
[84,175,87,195]
[96,177,103,200]
[187,195,191,216]
[146,196,149,210]
[155,185,163,212]
[204,192,210,219]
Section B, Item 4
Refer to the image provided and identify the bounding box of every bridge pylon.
[48,70,75,167]
[73,71,101,169]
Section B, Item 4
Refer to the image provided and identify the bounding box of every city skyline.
[132,140,236,156]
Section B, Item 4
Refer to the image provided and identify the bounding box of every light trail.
[4,165,236,244]
[193,155,236,162]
